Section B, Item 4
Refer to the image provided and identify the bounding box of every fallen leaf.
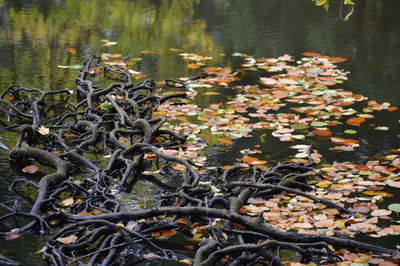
[37,125,50,135]
[56,235,78,244]
[142,252,161,259]
[60,197,74,207]
[6,234,22,240]
[370,209,392,216]
[22,165,39,174]
[187,63,200,69]
[346,117,365,127]
[302,52,321,57]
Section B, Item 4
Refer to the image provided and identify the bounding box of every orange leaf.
[272,90,288,99]
[242,156,258,163]
[312,129,332,137]
[302,52,321,57]
[329,57,347,63]
[22,165,39,174]
[140,50,151,54]
[56,235,78,244]
[179,259,192,264]
[151,232,161,237]
[346,117,365,127]
[111,54,121,58]
[66,47,77,54]
[187,63,200,69]
[388,106,398,112]
[161,230,176,237]
[131,74,146,79]
[78,211,93,216]
[218,138,233,145]
[6,234,22,240]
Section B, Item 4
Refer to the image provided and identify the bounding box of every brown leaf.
[314,219,334,228]
[6,234,22,240]
[22,165,39,174]
[56,235,78,244]
[142,252,161,259]
[60,197,74,207]
[370,209,392,216]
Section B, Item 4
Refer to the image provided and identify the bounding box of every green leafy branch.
[313,0,355,21]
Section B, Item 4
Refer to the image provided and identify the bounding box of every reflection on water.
[0,0,399,264]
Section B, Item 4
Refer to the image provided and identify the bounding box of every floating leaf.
[22,165,39,174]
[310,121,328,127]
[346,117,365,127]
[56,235,78,244]
[370,209,392,216]
[102,41,118,46]
[312,129,332,137]
[344,129,357,134]
[187,63,200,69]
[302,52,321,57]
[66,47,77,54]
[388,203,400,213]
[232,52,243,57]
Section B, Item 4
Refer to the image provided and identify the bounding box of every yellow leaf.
[37,126,50,135]
[179,259,192,265]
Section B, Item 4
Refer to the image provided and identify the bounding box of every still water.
[0,0,399,264]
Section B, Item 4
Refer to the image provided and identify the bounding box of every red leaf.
[22,165,39,174]
[346,117,365,127]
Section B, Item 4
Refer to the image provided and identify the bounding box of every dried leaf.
[60,197,74,207]
[370,209,392,216]
[22,165,39,174]
[37,125,50,135]
[56,235,78,244]
[142,252,161,259]
[6,234,22,240]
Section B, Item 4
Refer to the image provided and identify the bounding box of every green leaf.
[315,0,327,6]
[344,0,354,5]
[229,133,243,139]
[344,129,357,134]
[232,52,243,57]
[388,203,400,213]
[291,124,308,131]
[323,1,329,11]
[310,121,328,127]
[99,101,112,112]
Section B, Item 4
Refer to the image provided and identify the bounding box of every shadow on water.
[0,0,399,264]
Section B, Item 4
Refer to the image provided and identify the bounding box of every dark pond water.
[0,0,399,264]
